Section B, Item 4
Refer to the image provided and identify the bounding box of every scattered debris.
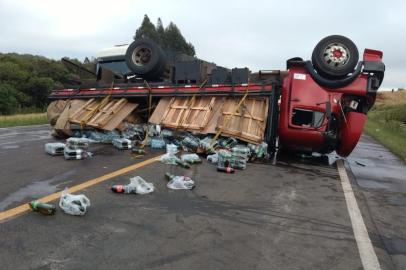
[198,136,217,154]
[59,188,91,216]
[217,166,235,173]
[64,148,92,160]
[165,173,195,190]
[160,144,180,165]
[217,149,232,168]
[87,130,121,143]
[111,184,135,194]
[66,137,92,150]
[248,142,268,159]
[181,153,202,164]
[176,159,191,169]
[131,147,145,155]
[45,143,65,156]
[112,138,132,150]
[28,200,56,215]
[129,176,155,194]
[207,153,219,163]
[355,160,366,167]
[182,135,199,152]
[111,176,154,194]
[150,136,166,149]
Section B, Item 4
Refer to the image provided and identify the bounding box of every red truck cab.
[278,36,385,157]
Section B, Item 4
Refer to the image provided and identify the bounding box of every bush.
[0,84,20,114]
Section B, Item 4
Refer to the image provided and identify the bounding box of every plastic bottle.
[176,159,191,169]
[217,166,235,173]
[111,185,135,194]
[28,200,56,215]
[132,147,145,154]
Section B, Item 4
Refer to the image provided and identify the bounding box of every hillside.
[365,91,406,160]
[0,53,92,115]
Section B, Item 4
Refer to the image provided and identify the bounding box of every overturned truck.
[48,35,385,157]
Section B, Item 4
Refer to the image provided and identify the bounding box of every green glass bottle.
[165,172,175,181]
[29,200,56,215]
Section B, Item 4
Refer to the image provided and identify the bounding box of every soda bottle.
[28,200,56,215]
[111,185,135,194]
[217,166,235,173]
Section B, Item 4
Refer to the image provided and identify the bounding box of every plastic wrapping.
[59,188,91,216]
[181,153,201,163]
[45,143,66,156]
[160,144,180,165]
[87,130,121,144]
[112,138,132,150]
[148,124,161,137]
[167,175,195,190]
[150,136,166,149]
[182,136,199,151]
[248,142,268,158]
[121,123,145,140]
[64,148,92,160]
[217,148,248,170]
[161,129,174,138]
[160,154,181,165]
[231,145,251,157]
[207,153,218,163]
[66,137,93,150]
[129,176,155,194]
[218,137,238,148]
[166,144,178,155]
[217,149,232,167]
[199,137,217,153]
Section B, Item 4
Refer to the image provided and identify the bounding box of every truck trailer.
[49,35,385,157]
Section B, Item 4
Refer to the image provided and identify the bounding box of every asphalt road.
[0,125,405,270]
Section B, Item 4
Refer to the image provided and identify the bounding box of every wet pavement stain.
[1,145,19,150]
[387,195,406,207]
[382,237,406,255]
[0,169,76,211]
[348,136,406,193]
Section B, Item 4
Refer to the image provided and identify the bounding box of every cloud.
[0,0,404,88]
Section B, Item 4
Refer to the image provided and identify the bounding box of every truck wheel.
[311,35,359,79]
[125,39,166,80]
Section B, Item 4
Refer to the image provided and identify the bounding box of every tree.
[133,15,196,56]
[134,15,160,42]
[0,52,86,113]
[163,22,195,56]
[0,83,20,114]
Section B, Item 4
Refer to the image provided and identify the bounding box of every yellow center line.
[0,155,162,223]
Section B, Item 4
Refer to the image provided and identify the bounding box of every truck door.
[288,71,329,131]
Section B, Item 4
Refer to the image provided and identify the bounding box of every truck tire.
[311,35,359,79]
[125,39,166,80]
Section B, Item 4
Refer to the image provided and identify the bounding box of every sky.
[0,0,404,89]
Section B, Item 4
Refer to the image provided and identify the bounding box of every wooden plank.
[69,98,98,124]
[149,97,171,124]
[99,102,138,131]
[160,97,217,130]
[217,97,268,144]
[54,99,87,136]
[87,99,127,127]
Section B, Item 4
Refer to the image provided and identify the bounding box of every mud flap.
[337,112,367,157]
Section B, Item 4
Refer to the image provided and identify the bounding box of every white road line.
[337,160,381,270]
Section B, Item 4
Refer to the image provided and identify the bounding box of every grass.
[0,112,48,128]
[364,98,406,161]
